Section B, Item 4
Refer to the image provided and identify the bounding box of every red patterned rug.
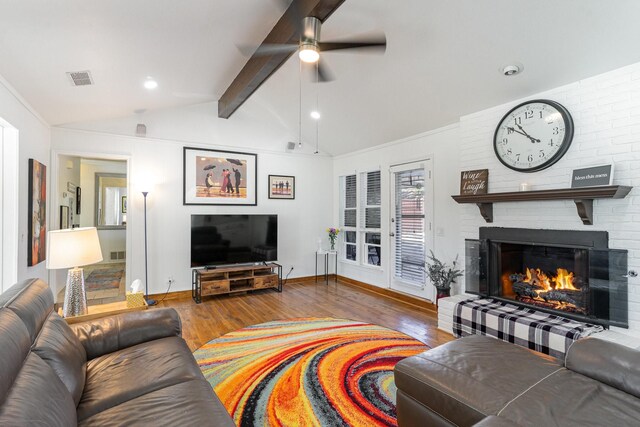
[84,267,124,292]
[194,317,428,426]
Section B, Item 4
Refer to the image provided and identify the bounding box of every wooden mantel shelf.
[452,185,632,225]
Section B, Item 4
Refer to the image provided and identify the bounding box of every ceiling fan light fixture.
[299,45,320,63]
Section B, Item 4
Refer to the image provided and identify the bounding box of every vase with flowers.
[424,251,464,303]
[327,227,340,251]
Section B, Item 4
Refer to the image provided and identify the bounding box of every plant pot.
[435,287,451,304]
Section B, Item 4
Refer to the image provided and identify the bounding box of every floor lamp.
[142,191,156,306]
[47,227,103,317]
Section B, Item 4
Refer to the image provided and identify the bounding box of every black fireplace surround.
[466,227,628,328]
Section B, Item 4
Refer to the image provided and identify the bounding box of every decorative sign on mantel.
[571,164,613,188]
[460,169,489,195]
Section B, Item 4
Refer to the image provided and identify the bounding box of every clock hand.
[516,123,540,143]
[507,127,538,142]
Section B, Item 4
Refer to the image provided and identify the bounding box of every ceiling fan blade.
[315,60,335,83]
[237,43,299,57]
[318,37,386,53]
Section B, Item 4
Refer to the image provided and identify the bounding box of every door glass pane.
[394,169,425,286]
[345,231,356,243]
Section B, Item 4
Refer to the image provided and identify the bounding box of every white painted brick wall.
[457,62,640,337]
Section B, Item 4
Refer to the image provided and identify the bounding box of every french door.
[389,160,434,300]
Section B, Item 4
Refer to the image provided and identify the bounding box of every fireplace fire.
[465,227,629,328]
[503,267,588,314]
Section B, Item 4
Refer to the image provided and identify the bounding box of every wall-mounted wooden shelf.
[452,185,632,225]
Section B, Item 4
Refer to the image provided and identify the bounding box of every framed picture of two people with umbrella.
[183,147,257,206]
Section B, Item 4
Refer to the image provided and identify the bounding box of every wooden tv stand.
[191,263,282,303]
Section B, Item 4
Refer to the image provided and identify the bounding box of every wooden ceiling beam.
[217,0,346,119]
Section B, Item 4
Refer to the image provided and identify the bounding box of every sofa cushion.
[0,278,52,343]
[498,368,640,426]
[0,310,31,406]
[78,378,235,427]
[394,335,562,426]
[77,336,206,421]
[0,353,77,426]
[33,312,87,406]
[565,337,640,399]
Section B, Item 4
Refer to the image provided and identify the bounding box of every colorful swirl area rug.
[194,317,428,427]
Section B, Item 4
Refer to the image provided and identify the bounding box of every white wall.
[332,124,461,294]
[51,127,333,295]
[0,75,51,288]
[458,62,640,336]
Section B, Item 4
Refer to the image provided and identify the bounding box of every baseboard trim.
[148,290,192,301]
[337,275,437,313]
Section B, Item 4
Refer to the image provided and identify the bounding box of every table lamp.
[47,227,103,317]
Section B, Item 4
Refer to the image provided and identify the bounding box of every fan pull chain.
[315,61,319,154]
[298,59,302,148]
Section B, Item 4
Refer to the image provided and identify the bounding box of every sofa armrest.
[565,336,640,398]
[69,308,182,360]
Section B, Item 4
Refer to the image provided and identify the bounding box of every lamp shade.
[47,227,103,269]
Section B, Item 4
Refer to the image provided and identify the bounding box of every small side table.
[315,250,338,285]
[58,300,148,324]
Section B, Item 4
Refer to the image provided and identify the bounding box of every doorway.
[0,119,19,293]
[389,160,434,301]
[53,154,129,306]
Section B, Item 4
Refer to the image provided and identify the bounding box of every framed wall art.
[60,205,70,229]
[268,175,295,200]
[183,147,257,206]
[28,159,47,266]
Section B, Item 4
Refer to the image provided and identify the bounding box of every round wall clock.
[493,99,574,172]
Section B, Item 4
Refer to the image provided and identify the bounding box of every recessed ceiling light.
[310,111,321,120]
[501,63,523,76]
[144,78,158,89]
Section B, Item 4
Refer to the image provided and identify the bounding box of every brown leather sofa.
[394,334,640,427]
[0,278,234,426]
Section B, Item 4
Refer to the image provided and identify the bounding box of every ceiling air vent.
[66,70,94,86]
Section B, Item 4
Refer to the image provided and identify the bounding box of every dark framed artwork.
[121,196,127,213]
[60,205,70,229]
[268,175,295,200]
[76,187,81,214]
[183,147,257,206]
[28,159,47,266]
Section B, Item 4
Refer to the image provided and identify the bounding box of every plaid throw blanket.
[453,298,604,359]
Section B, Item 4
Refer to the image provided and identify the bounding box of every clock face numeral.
[494,100,574,172]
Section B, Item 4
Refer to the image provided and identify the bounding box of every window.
[339,171,381,267]
[340,175,357,261]
[361,171,381,266]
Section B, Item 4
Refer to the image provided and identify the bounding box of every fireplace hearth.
[466,227,628,328]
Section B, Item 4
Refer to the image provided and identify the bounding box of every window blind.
[394,169,426,285]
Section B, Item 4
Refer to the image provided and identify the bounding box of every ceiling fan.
[244,13,386,82]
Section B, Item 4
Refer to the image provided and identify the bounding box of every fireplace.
[465,228,628,328]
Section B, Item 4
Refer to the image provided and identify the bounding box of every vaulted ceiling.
[2,1,640,155]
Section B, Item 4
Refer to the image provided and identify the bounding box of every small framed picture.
[121,196,127,213]
[268,175,295,200]
[570,164,614,188]
[60,205,70,229]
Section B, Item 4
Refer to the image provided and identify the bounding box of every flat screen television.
[191,214,278,267]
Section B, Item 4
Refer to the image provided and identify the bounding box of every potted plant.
[425,251,464,302]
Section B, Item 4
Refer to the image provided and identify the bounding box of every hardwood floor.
[159,278,454,352]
